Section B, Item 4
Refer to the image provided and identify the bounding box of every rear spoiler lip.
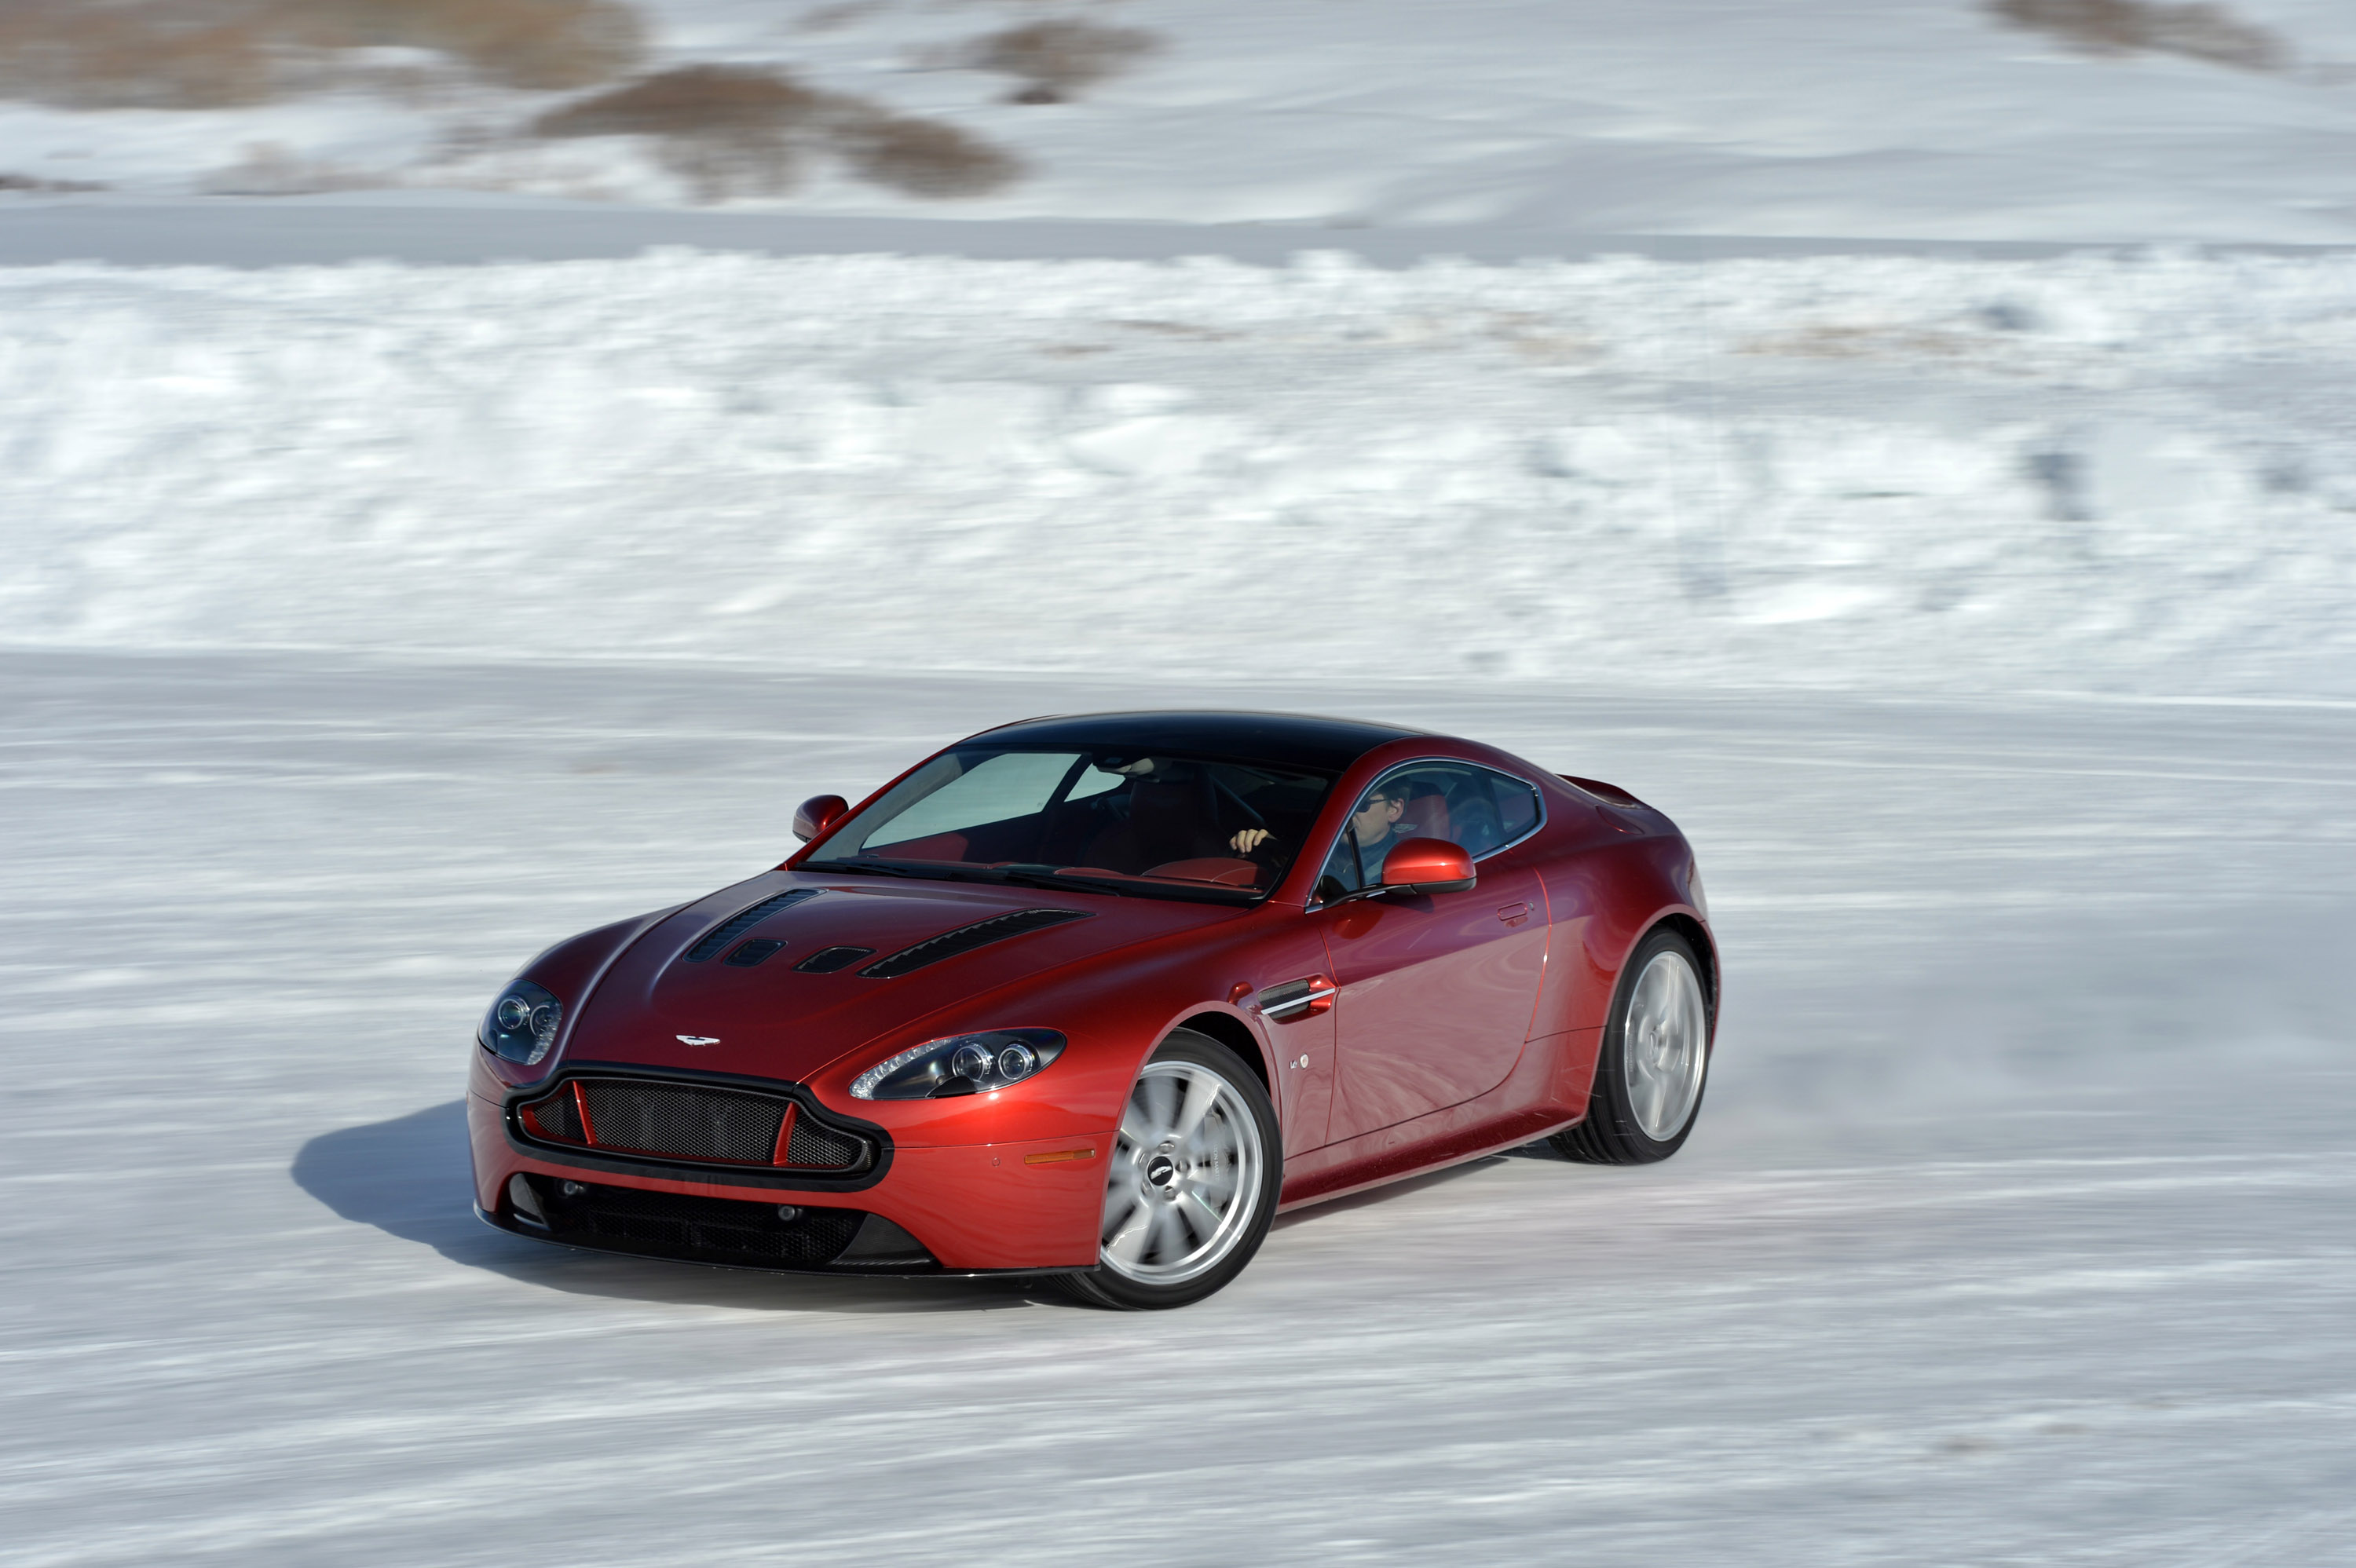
[1556,773,1649,810]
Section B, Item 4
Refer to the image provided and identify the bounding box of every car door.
[1313,762,1549,1144]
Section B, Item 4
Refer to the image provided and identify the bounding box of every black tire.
[1553,926,1714,1165]
[1058,1029,1282,1310]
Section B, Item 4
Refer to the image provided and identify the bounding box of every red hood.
[554,873,1238,1085]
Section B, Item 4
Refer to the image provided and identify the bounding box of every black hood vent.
[860,908,1091,980]
[794,945,874,974]
[685,889,823,963]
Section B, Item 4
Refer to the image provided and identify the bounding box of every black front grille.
[686,889,823,963]
[785,1117,862,1169]
[525,1087,582,1141]
[579,1079,784,1163]
[861,908,1091,979]
[516,1076,875,1173]
[521,1177,870,1267]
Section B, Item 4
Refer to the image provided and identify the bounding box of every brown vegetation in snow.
[0,0,643,109]
[1988,0,2288,72]
[0,170,108,192]
[957,19,1162,104]
[533,64,1022,200]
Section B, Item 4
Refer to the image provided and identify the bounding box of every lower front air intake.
[510,1175,937,1273]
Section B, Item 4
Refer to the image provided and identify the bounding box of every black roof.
[968,711,1429,774]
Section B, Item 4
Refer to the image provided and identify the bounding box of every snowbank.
[4,247,2352,696]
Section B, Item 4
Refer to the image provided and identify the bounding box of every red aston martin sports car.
[470,711,1718,1309]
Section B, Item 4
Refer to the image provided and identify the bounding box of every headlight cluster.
[851,1028,1066,1101]
[480,979,562,1065]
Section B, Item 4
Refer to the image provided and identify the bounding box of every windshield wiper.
[988,864,1141,898]
[996,865,1261,904]
[808,858,1252,904]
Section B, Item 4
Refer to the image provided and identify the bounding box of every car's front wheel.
[1059,1029,1281,1310]
[1552,926,1714,1164]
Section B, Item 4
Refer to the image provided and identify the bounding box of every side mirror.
[1379,836,1476,895]
[792,794,848,843]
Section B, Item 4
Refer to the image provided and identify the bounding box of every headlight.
[479,979,563,1065]
[851,1028,1067,1101]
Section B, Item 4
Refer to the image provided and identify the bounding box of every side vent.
[685,889,823,963]
[794,945,874,974]
[860,908,1091,980]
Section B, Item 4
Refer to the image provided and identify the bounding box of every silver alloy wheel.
[1099,1058,1266,1286]
[1622,948,1709,1141]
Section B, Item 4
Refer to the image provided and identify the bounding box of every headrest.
[1400,790,1452,842]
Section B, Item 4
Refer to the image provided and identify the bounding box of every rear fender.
[1534,834,1712,1039]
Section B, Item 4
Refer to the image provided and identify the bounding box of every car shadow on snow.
[296,1102,1570,1309]
[291,1100,1056,1315]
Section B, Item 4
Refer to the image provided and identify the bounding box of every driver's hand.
[1229,828,1275,854]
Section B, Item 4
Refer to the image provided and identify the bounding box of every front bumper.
[468,1080,1109,1274]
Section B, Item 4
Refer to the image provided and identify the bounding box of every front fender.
[801,912,1301,1147]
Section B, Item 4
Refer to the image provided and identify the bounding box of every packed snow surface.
[5,247,2354,696]
[2,652,2351,1564]
[7,10,2355,1556]
[6,0,2356,241]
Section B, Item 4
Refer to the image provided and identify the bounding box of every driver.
[1230,781,1408,891]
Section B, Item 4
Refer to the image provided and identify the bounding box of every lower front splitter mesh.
[515,1176,935,1273]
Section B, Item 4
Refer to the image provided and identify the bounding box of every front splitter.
[474,1206,1090,1281]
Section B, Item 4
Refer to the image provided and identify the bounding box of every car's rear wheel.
[1553,927,1713,1164]
[1058,1029,1281,1310]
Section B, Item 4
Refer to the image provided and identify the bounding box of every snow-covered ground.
[2,652,2350,1564]
[5,247,2353,696]
[6,2,2354,1558]
[5,0,2356,241]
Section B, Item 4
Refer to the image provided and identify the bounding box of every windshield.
[806,745,1339,903]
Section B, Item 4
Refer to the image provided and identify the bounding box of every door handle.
[1257,975,1336,1020]
[1497,902,1531,927]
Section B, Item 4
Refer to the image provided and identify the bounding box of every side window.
[1437,767,1504,857]
[1316,761,1546,900]
[1441,766,1542,857]
[1316,775,1414,898]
